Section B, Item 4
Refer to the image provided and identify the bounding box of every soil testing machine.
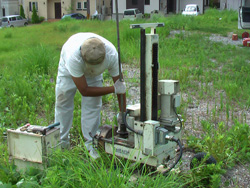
[93,23,183,171]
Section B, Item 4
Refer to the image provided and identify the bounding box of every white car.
[123,8,143,20]
[1,15,28,27]
[182,4,200,16]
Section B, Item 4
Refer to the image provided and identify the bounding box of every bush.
[144,13,150,19]
[20,5,26,19]
[39,16,45,23]
[31,4,39,23]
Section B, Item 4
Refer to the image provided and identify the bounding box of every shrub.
[144,13,150,19]
[20,5,26,19]
[31,4,39,23]
[39,16,45,23]
[4,32,12,39]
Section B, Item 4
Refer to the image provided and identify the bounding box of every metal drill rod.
[115,0,127,137]
[140,28,146,122]
[115,0,122,81]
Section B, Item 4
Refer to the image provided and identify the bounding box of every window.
[2,18,7,22]
[132,0,137,5]
[29,2,38,11]
[135,9,141,14]
[78,14,85,19]
[83,2,87,9]
[124,10,134,15]
[10,17,17,21]
[77,2,82,9]
[145,0,150,5]
[17,16,23,20]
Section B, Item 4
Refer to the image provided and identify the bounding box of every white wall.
[226,0,240,10]
[220,0,226,9]
[47,0,58,19]
[0,0,2,17]
[221,0,250,11]
[144,2,159,14]
[112,0,126,14]
[2,0,19,16]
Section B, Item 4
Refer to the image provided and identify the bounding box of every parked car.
[182,4,200,16]
[123,8,143,20]
[1,15,28,27]
[62,13,86,20]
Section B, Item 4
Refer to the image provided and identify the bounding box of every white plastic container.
[7,125,61,171]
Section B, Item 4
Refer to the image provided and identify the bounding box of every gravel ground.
[102,31,250,187]
[209,32,244,46]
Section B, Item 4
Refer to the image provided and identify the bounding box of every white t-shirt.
[60,33,119,78]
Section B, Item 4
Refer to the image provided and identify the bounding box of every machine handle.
[47,122,60,129]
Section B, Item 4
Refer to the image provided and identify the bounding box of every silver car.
[123,8,143,21]
[1,15,28,27]
[182,4,200,16]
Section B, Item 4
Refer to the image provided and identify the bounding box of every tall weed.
[187,121,250,167]
[19,44,56,76]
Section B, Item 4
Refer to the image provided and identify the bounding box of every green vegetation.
[0,9,250,187]
[31,4,39,23]
[20,5,26,19]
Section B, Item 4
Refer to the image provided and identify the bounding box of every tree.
[209,0,214,7]
[31,3,39,23]
[20,5,26,18]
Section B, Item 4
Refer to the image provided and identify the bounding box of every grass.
[0,9,250,187]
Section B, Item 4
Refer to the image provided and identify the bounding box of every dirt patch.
[209,32,244,46]
[169,30,245,47]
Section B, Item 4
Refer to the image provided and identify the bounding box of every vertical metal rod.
[115,0,122,81]
[152,43,158,120]
[115,0,127,137]
[152,28,158,120]
[140,29,146,122]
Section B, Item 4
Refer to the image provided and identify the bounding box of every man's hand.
[117,112,124,125]
[114,80,126,94]
[112,75,126,112]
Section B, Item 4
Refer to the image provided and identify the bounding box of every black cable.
[123,110,143,136]
[163,137,183,175]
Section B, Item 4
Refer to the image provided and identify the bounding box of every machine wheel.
[10,25,14,28]
[24,22,28,26]
[190,152,216,169]
[96,125,117,151]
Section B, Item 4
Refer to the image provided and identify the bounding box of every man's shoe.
[88,147,100,160]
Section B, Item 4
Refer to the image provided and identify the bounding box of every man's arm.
[72,75,115,97]
[112,75,126,112]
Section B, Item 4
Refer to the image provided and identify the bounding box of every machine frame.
[93,23,183,170]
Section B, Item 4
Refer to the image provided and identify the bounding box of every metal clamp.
[130,23,165,29]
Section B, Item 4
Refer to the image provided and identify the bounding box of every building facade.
[1,0,20,17]
[20,0,112,20]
